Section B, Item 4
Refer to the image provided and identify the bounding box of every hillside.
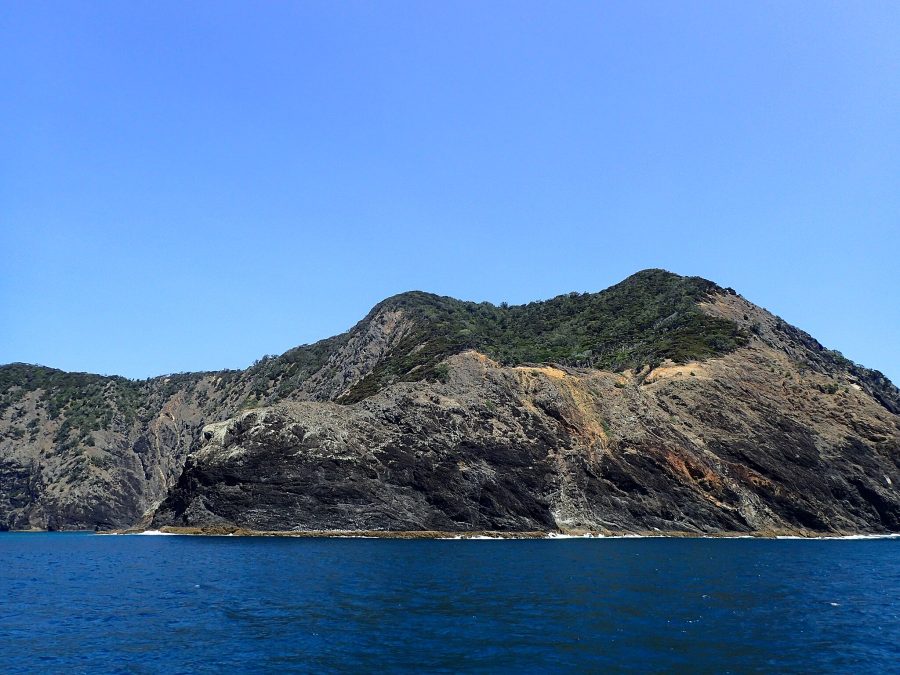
[1,269,898,534]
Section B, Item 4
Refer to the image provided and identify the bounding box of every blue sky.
[2,2,898,382]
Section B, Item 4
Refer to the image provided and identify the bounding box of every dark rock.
[2,270,899,534]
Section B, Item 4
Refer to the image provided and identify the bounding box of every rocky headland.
[2,270,898,536]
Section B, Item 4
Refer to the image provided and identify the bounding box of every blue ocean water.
[1,534,898,673]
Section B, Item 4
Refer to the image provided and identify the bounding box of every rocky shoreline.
[86,525,900,539]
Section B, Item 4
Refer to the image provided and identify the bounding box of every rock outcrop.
[2,270,898,534]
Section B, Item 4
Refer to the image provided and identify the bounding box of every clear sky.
[2,2,898,383]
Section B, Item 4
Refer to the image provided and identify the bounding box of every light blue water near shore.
[1,533,899,673]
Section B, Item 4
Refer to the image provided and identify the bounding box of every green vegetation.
[0,346,343,447]
[0,364,215,449]
[245,334,351,401]
[0,364,148,449]
[340,270,749,402]
[432,363,450,383]
[0,365,143,421]
[1,270,753,427]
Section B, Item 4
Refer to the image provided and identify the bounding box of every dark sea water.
[1,534,899,673]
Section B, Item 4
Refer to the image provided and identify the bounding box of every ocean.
[1,533,898,673]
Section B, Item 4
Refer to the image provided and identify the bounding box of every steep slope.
[153,344,900,535]
[336,270,748,401]
[2,269,898,533]
[0,314,402,529]
[0,366,219,529]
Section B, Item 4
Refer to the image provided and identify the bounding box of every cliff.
[2,270,898,534]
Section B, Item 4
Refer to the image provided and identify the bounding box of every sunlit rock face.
[3,270,899,534]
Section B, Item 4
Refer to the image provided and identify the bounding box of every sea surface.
[1,533,899,673]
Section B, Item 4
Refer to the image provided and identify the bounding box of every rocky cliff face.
[0,296,416,530]
[3,270,899,534]
[0,370,224,530]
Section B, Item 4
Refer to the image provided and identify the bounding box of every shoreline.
[5,525,898,540]
[85,526,900,540]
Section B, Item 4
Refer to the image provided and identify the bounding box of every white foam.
[546,532,599,539]
[119,530,899,540]
[775,534,900,540]
[453,532,900,541]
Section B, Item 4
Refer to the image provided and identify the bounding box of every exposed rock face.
[0,376,224,530]
[2,270,899,534]
[0,297,421,530]
[153,342,900,534]
[153,355,563,532]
